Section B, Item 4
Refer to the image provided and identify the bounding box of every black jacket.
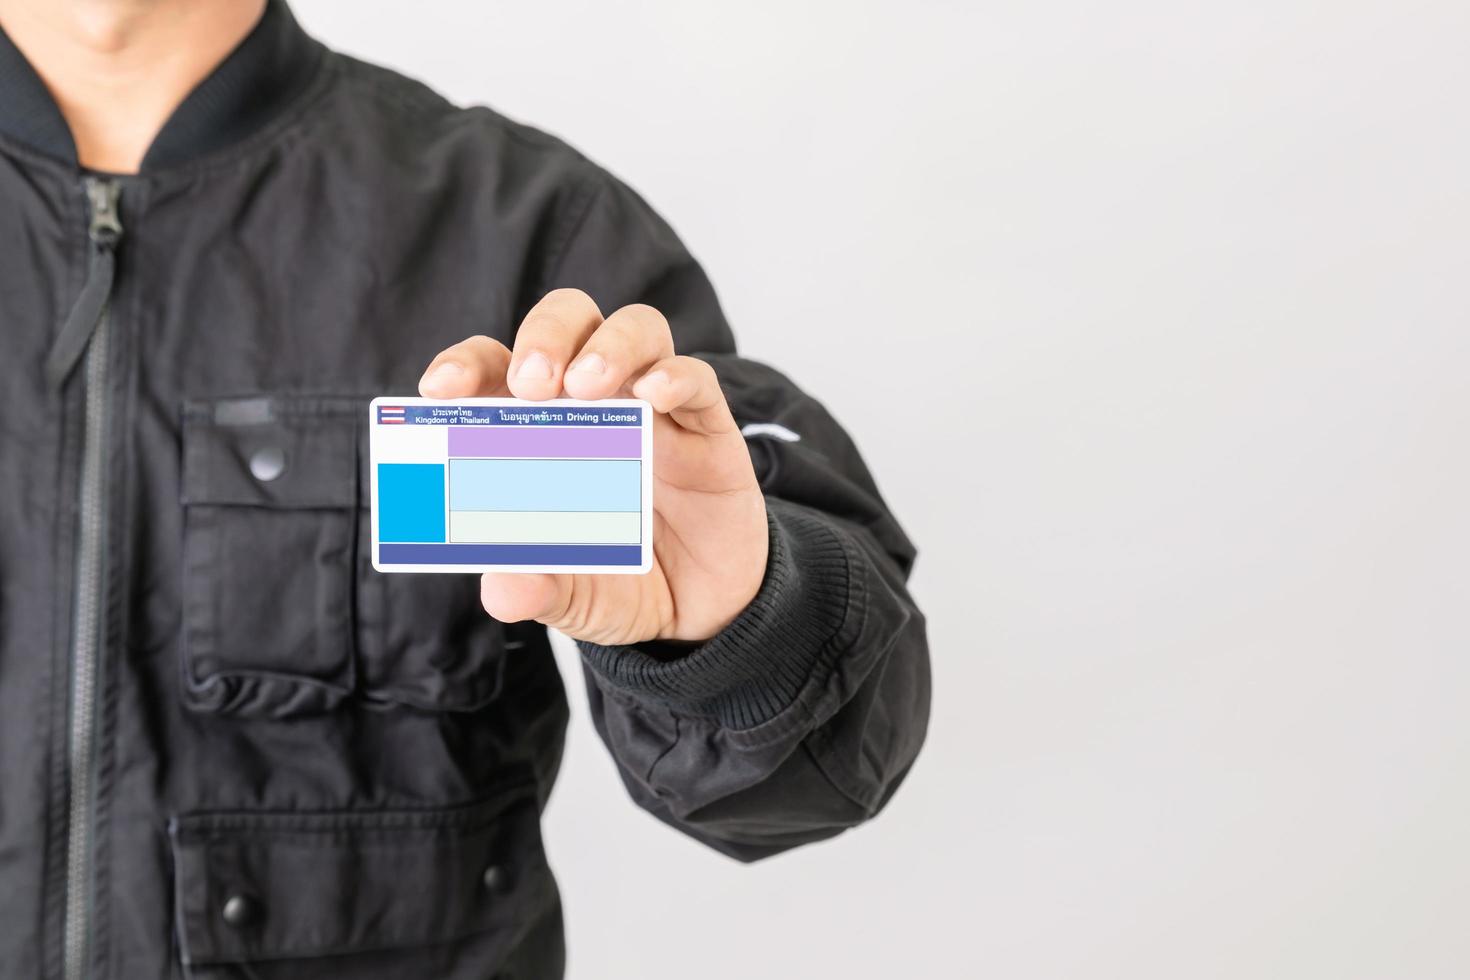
[0,3,930,977]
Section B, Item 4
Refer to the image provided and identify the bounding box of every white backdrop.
[298,2,1470,977]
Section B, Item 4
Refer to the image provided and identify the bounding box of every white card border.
[369,396,654,574]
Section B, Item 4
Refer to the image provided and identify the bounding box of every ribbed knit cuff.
[578,500,861,731]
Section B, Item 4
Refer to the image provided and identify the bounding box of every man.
[0,0,930,976]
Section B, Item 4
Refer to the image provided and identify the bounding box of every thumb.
[480,572,566,625]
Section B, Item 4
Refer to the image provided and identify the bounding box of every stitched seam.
[125,52,337,182]
[643,710,683,789]
[536,175,606,300]
[331,63,590,162]
[800,735,874,814]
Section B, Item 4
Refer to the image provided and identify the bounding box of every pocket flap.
[182,396,364,509]
[168,779,549,966]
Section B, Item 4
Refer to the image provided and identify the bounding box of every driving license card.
[369,397,653,574]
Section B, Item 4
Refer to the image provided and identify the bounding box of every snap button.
[248,446,287,482]
[221,893,258,927]
[481,864,507,892]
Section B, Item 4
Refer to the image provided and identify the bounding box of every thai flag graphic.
[378,405,406,424]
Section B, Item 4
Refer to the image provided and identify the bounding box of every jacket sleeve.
[532,168,931,861]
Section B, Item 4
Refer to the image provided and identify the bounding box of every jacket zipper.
[55,175,123,980]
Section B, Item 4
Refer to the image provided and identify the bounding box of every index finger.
[507,288,603,401]
[418,334,513,398]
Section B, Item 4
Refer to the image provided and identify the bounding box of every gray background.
[299,1,1470,977]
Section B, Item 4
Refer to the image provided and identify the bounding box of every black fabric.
[169,769,552,971]
[140,0,324,171]
[0,20,75,161]
[0,3,930,977]
[580,501,861,730]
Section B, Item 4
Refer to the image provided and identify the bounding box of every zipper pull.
[84,176,123,246]
[45,176,124,388]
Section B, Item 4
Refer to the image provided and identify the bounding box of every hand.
[418,289,769,646]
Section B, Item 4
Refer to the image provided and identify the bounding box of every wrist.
[579,500,858,729]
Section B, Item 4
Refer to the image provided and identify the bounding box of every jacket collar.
[0,0,324,171]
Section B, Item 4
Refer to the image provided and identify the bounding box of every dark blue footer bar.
[379,543,642,566]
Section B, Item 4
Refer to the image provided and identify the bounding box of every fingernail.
[569,352,606,375]
[422,361,464,389]
[516,351,553,380]
[641,370,670,388]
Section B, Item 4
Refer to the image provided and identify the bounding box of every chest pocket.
[180,396,507,718]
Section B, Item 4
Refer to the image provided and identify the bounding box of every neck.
[0,0,266,173]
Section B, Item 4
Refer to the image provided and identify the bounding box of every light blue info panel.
[449,459,641,513]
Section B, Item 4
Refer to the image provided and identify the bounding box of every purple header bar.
[448,426,641,459]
